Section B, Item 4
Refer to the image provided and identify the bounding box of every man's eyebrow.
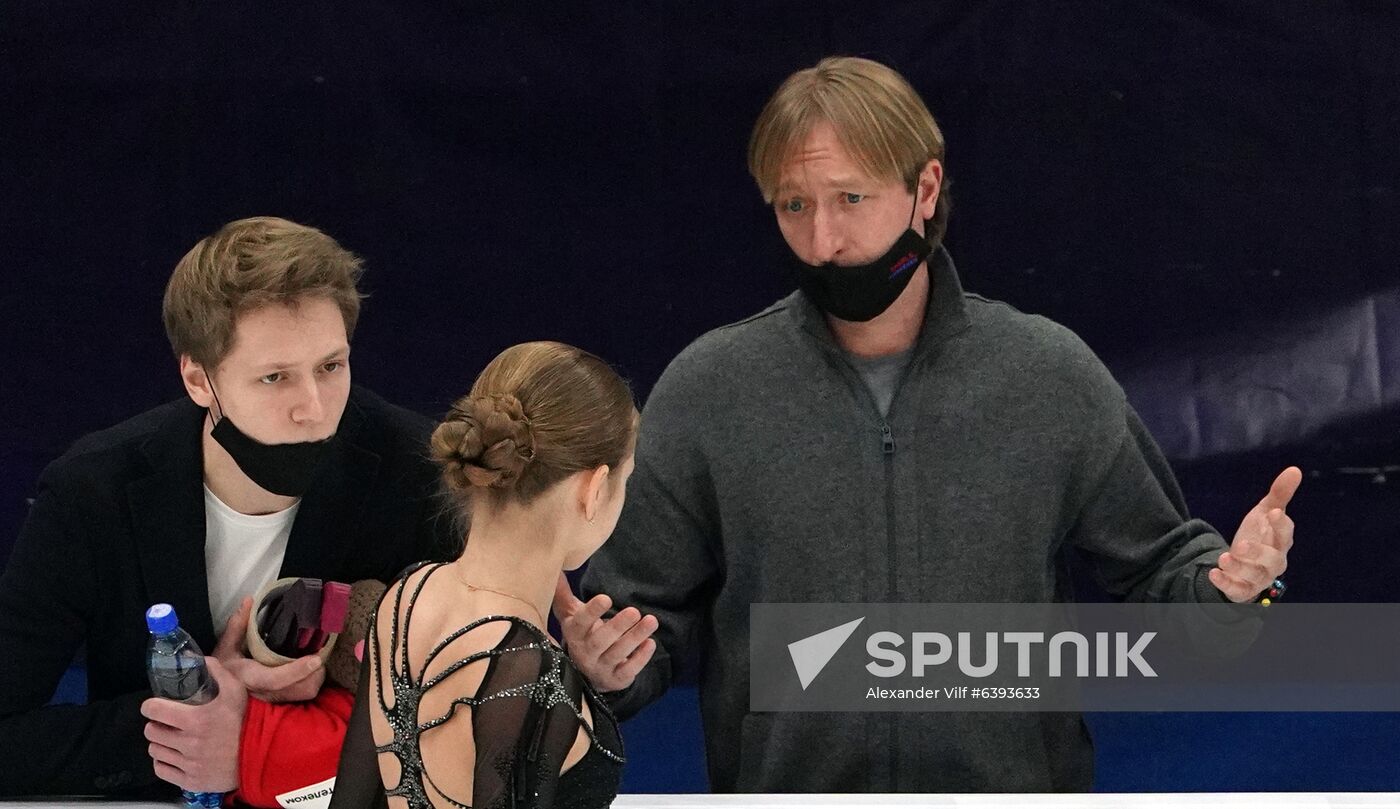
[774,175,866,195]
[251,346,350,372]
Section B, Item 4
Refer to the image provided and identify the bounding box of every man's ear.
[180,355,215,410]
[579,464,612,523]
[918,159,943,223]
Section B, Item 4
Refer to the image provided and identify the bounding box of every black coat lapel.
[128,400,217,652]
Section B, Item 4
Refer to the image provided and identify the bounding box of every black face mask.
[786,194,933,323]
[207,381,337,498]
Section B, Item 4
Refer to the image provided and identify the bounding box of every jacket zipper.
[813,337,916,793]
[881,419,898,790]
[881,422,896,596]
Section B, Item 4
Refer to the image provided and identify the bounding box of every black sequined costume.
[329,563,623,809]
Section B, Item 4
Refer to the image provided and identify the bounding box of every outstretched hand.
[553,573,658,692]
[1208,466,1300,602]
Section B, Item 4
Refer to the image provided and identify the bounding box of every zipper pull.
[880,424,896,455]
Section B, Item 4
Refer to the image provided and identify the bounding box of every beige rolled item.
[245,576,338,667]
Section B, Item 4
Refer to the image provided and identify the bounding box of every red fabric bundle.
[232,686,356,808]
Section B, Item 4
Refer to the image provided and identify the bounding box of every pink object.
[320,582,352,634]
[354,640,365,662]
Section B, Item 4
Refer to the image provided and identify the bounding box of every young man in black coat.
[0,217,454,797]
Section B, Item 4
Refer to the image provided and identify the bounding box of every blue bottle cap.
[146,603,179,634]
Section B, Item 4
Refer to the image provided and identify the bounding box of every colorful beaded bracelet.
[1256,578,1286,606]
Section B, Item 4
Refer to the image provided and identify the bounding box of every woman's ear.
[579,464,612,523]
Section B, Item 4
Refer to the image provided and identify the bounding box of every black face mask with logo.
[785,193,933,323]
[208,381,337,498]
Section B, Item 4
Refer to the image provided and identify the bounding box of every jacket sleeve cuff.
[598,678,655,722]
[1193,564,1232,604]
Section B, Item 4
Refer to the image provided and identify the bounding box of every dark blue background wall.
[4,1,1399,793]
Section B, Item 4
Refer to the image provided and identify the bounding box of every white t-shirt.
[204,485,299,636]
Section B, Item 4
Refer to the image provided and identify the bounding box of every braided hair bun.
[431,342,637,512]
[430,393,536,491]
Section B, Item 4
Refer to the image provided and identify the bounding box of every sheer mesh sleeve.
[328,655,390,809]
[464,622,577,807]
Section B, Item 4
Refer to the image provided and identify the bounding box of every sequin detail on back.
[371,563,623,809]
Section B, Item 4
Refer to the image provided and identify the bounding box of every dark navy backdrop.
[3,1,1399,793]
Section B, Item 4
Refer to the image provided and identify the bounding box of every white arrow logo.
[787,617,865,690]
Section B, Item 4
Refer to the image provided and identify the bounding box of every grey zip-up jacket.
[582,248,1230,792]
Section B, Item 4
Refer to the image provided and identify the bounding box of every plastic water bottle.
[145,603,223,809]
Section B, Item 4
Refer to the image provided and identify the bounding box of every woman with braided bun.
[329,341,641,809]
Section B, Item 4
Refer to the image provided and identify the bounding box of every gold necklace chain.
[450,562,548,629]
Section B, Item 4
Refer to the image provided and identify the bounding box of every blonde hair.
[430,342,638,512]
[162,217,365,369]
[747,56,951,247]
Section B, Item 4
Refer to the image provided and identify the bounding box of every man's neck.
[825,263,930,358]
[201,415,299,516]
